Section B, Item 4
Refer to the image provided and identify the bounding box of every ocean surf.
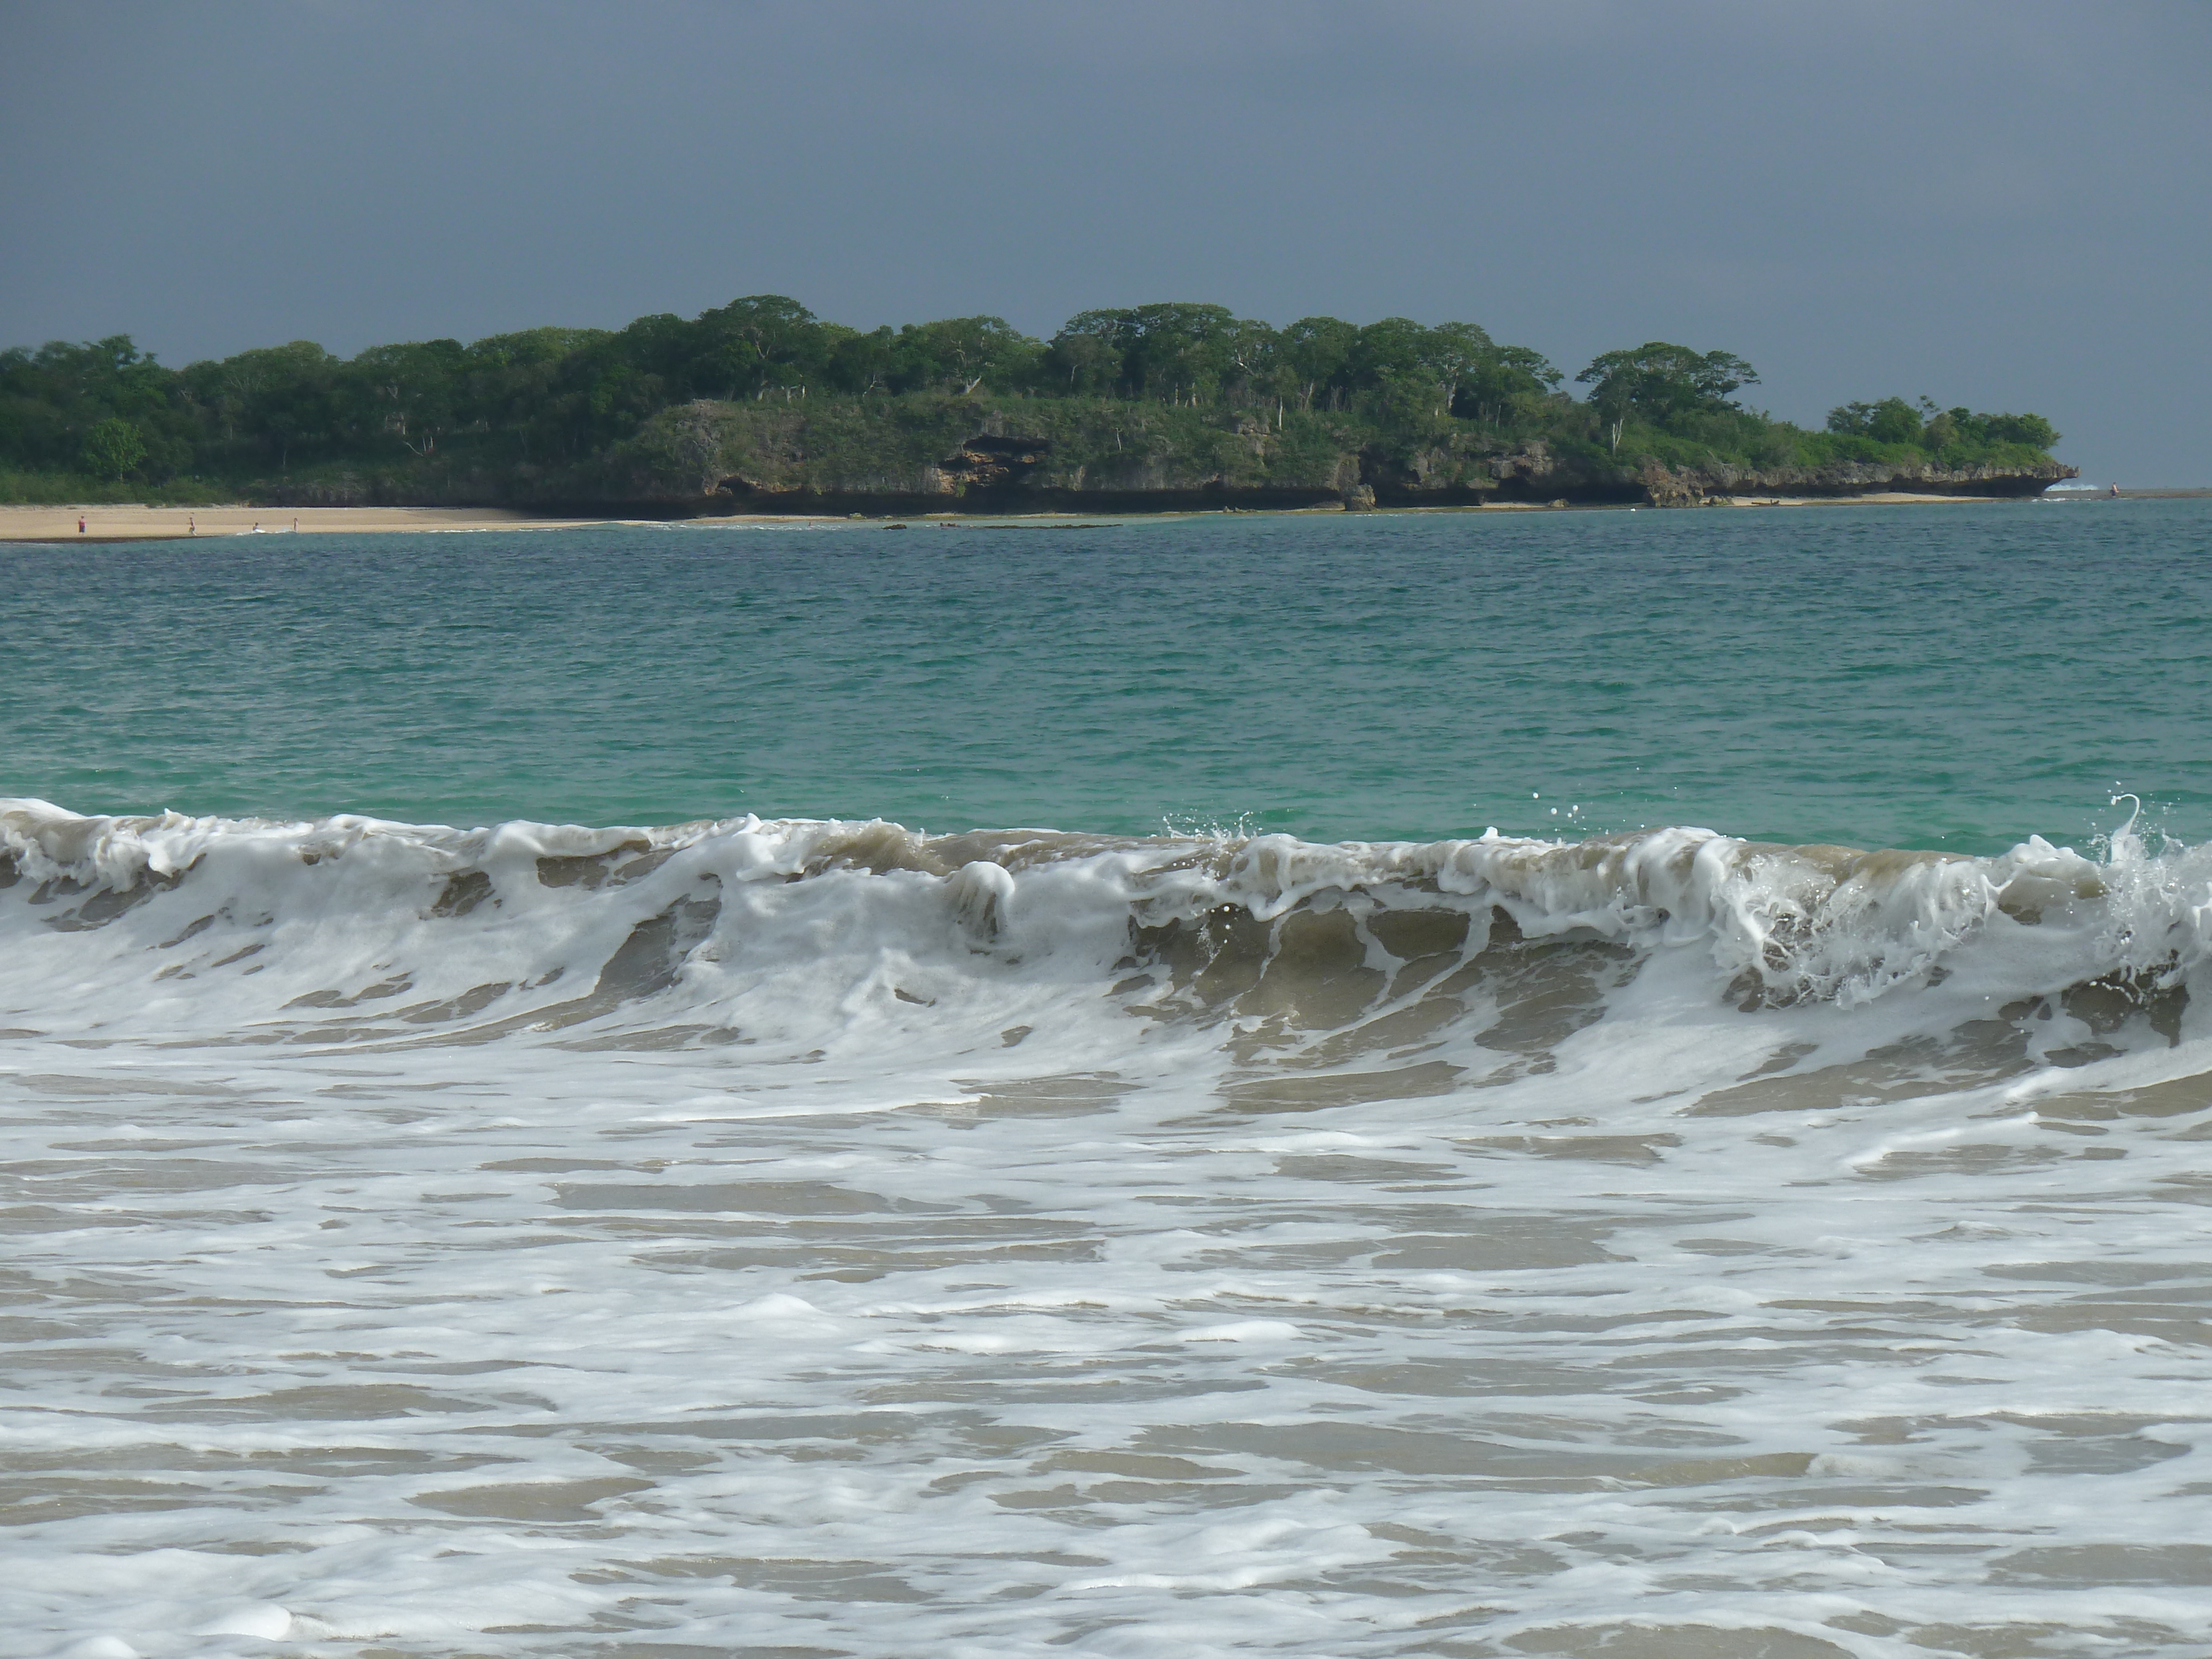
[6,797,2212,1656]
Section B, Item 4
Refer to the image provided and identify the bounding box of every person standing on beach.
[78,515,86,533]
[189,515,196,535]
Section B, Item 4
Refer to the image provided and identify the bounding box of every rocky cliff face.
[1634,455,2078,505]
[599,398,1372,511]
[570,398,2075,514]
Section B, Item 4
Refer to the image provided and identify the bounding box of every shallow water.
[4,500,2212,1659]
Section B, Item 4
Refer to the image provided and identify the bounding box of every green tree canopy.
[1041,328,1123,395]
[1458,343,1562,425]
[1976,411,2059,449]
[1051,304,1262,403]
[1348,317,1442,392]
[889,316,1040,395]
[82,416,147,480]
[353,339,465,456]
[1827,397,1925,445]
[689,295,828,399]
[1577,342,1759,424]
[1274,317,1360,410]
[1828,399,2060,453]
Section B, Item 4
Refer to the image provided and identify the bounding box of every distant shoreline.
[2,492,2199,543]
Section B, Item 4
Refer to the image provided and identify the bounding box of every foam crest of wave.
[3,800,2207,1047]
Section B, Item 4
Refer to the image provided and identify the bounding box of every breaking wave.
[5,798,2206,1101]
[12,796,2212,1657]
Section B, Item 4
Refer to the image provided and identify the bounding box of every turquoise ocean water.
[11,498,2206,852]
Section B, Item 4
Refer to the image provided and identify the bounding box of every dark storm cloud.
[4,0,2205,481]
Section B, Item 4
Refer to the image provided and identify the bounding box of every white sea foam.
[4,800,2211,1656]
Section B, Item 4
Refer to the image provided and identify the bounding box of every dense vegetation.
[0,298,2064,505]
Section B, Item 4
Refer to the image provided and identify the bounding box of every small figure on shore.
[78,515,86,534]
[2110,483,2121,497]
[293,517,300,533]
[189,515,196,535]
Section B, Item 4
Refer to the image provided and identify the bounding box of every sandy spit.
[0,505,641,541]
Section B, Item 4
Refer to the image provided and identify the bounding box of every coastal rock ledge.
[253,400,2079,517]
[559,401,2077,515]
[1636,455,2078,507]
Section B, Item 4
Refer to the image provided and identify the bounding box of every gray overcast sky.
[4,1,2208,483]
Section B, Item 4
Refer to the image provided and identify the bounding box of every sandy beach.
[0,504,606,541]
[3,493,2117,542]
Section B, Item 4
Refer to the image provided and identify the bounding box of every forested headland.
[0,297,2074,511]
